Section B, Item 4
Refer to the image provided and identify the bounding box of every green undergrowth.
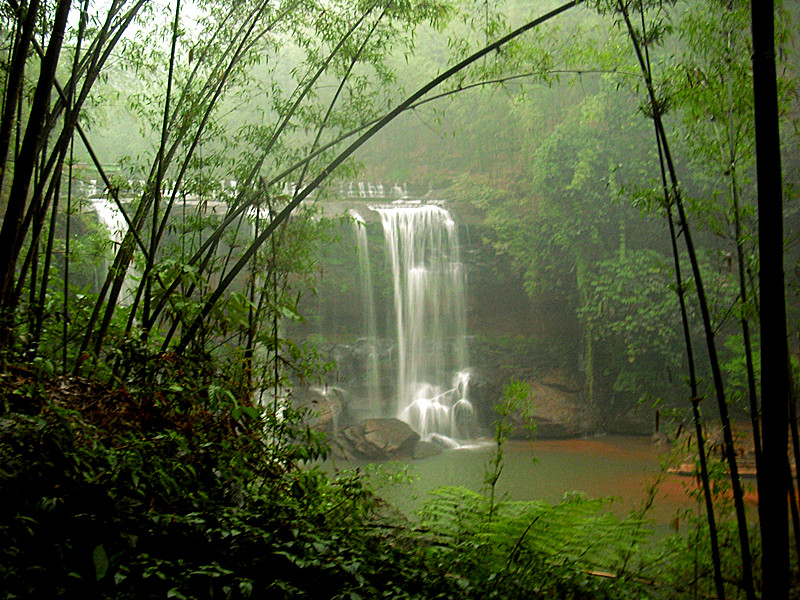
[0,362,751,600]
[416,487,656,599]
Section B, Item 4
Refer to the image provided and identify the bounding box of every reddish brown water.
[334,435,759,528]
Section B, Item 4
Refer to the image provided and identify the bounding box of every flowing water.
[350,211,381,414]
[91,198,137,306]
[367,203,474,441]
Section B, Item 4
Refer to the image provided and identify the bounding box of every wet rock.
[292,386,346,434]
[428,432,460,449]
[509,374,593,440]
[539,369,582,393]
[605,404,655,436]
[332,418,420,460]
[412,440,443,459]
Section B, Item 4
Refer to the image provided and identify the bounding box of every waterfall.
[350,210,381,414]
[91,198,137,306]
[92,198,127,244]
[371,203,473,441]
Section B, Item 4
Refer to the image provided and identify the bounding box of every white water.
[92,198,127,244]
[91,198,137,306]
[350,210,381,414]
[371,204,473,441]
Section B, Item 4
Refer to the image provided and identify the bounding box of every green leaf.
[93,545,109,581]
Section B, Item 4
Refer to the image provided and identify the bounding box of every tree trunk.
[0,0,42,191]
[751,1,790,597]
[0,0,71,344]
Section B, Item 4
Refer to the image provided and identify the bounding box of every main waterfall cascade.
[355,203,476,442]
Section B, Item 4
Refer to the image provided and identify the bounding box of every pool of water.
[326,435,703,525]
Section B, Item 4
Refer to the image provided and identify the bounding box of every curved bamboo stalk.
[174,1,583,353]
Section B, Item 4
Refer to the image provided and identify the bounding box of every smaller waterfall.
[92,198,127,243]
[91,198,137,306]
[350,210,381,413]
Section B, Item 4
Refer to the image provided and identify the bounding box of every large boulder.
[332,417,420,460]
[413,440,444,459]
[509,371,593,439]
[292,386,346,434]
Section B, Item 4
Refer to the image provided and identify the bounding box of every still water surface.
[328,435,699,524]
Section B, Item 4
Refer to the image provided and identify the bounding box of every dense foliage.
[3,359,779,599]
[1,363,431,599]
